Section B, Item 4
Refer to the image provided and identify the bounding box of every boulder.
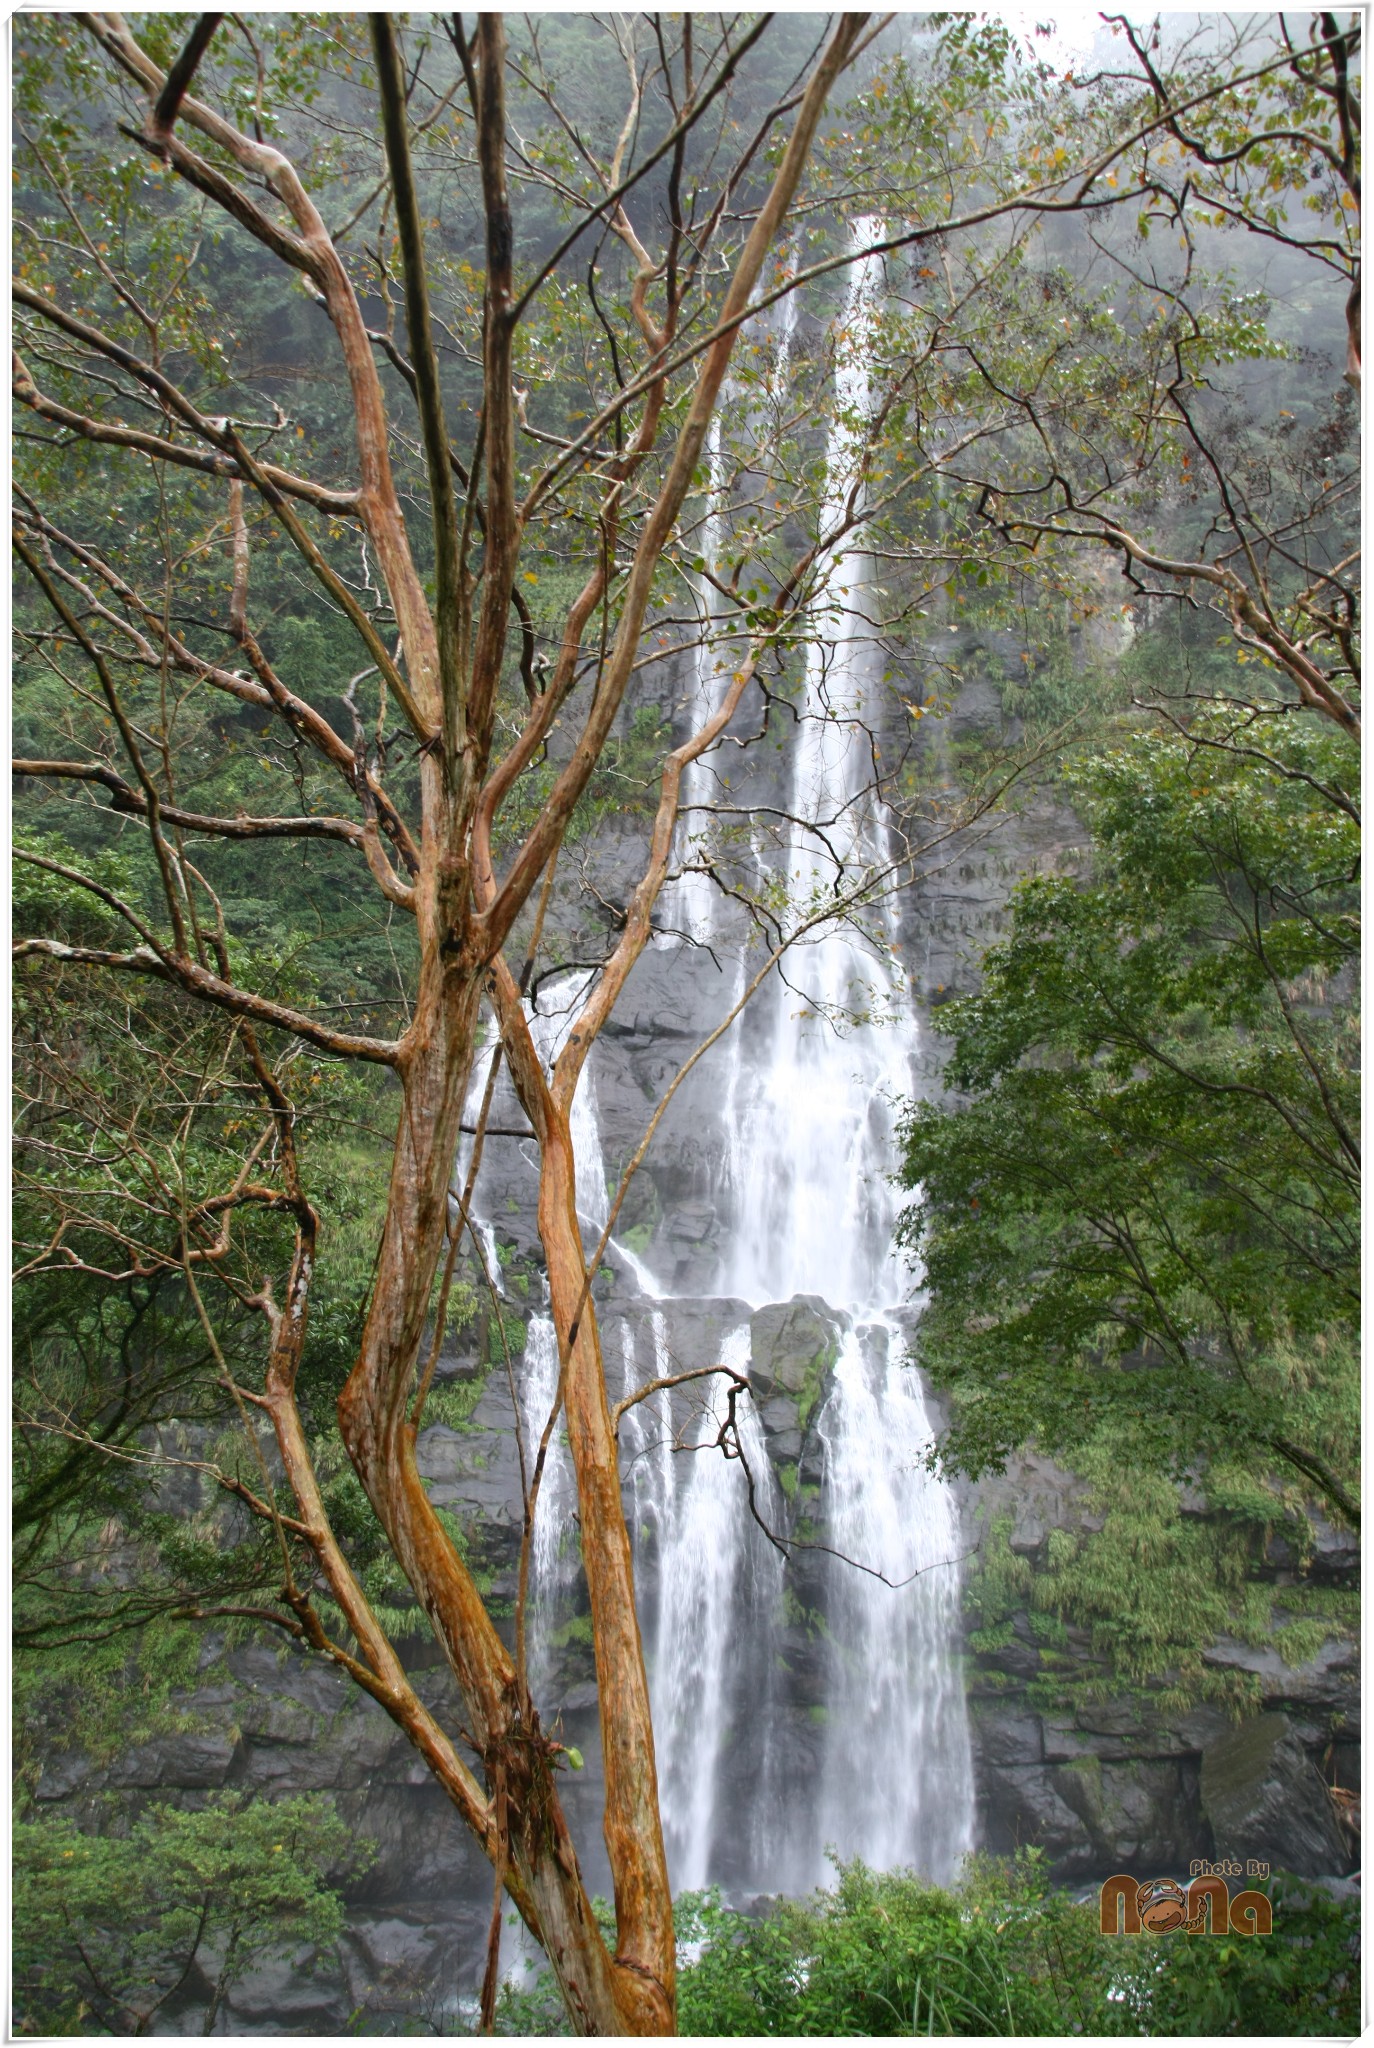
[1055,1755,1209,1871]
[1200,1712,1350,1877]
[748,1297,838,1405]
[33,1750,96,1802]
[216,1940,352,2035]
[1203,1635,1359,1715]
[234,1695,318,1746]
[976,1761,1098,1875]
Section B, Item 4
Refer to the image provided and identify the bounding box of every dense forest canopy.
[899,719,1359,1517]
[12,10,1359,2037]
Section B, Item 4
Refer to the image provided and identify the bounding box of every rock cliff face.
[34,1646,495,2032]
[24,648,1359,2032]
[962,1456,1358,1887]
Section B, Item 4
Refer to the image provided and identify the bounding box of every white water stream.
[673,408,729,947]
[467,224,973,1908]
[713,221,972,1888]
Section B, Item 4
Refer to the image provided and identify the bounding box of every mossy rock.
[749,1297,841,1429]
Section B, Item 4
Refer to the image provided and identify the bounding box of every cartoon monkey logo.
[1136,1877,1190,1933]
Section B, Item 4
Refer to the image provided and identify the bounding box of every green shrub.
[494,1854,1362,2037]
[675,1854,1114,2037]
[1111,1875,1360,2037]
[14,1792,371,2035]
[672,1859,1361,2039]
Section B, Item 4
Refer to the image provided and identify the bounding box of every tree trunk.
[539,1110,676,2032]
[337,952,643,2032]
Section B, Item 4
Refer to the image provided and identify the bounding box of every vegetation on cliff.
[14,1794,368,2036]
[900,712,1359,1705]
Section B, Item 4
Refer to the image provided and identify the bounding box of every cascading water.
[667,284,799,954]
[725,222,907,1313]
[813,1320,972,1882]
[649,1326,777,1890]
[717,219,973,1886]
[466,225,973,1910]
[672,410,729,947]
[517,1313,576,1701]
[526,976,611,1238]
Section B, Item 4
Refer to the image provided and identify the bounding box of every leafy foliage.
[671,1855,1109,2037]
[14,1609,208,1778]
[899,717,1358,1521]
[13,1792,370,2036]
[495,1853,1360,2036]
[1110,1873,1360,2037]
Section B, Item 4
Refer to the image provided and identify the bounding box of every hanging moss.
[965,1442,1358,1715]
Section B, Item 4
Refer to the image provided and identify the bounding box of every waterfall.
[519,1313,576,1701]
[813,1320,973,1884]
[672,411,729,946]
[669,284,800,948]
[527,974,610,1237]
[473,222,973,1910]
[613,1317,787,1895]
[473,1217,505,1297]
[619,1317,675,1568]
[651,1335,746,1888]
[725,220,908,1315]
[529,971,665,1296]
[719,218,974,1884]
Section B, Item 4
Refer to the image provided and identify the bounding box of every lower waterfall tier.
[422,1285,975,1902]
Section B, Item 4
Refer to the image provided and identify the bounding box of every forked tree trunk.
[336,940,658,2033]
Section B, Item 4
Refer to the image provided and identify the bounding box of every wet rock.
[226,1644,347,1716]
[974,1711,1043,1767]
[749,1297,839,1404]
[335,1911,484,2030]
[947,676,1005,738]
[976,1762,1094,1872]
[668,1200,716,1244]
[970,1614,1042,1685]
[234,1696,318,1746]
[1202,1635,1358,1713]
[1055,1756,1209,1872]
[757,1395,803,1461]
[1200,1712,1351,1877]
[33,1750,96,1802]
[215,1941,351,2035]
[336,1785,492,1903]
[1040,1703,1230,1765]
[1307,1510,1361,1580]
[107,1730,240,1790]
